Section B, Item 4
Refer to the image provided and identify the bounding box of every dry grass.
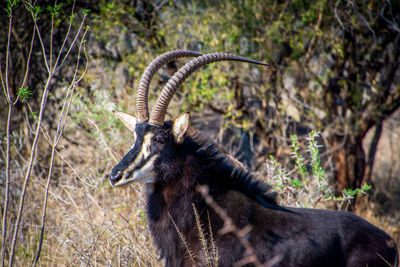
[2,109,399,266]
[1,70,399,266]
[2,117,160,266]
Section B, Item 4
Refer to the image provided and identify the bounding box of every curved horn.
[149,53,270,125]
[135,50,203,122]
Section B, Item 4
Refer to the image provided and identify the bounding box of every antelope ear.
[113,111,136,132]
[173,112,190,144]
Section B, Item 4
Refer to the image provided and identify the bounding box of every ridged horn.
[149,53,270,125]
[135,50,203,122]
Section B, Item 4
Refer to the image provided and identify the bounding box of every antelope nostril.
[110,169,122,182]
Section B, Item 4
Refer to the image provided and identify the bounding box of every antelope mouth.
[108,169,130,186]
[110,156,157,186]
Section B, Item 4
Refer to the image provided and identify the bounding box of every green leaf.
[83,9,91,16]
[289,178,303,189]
[17,87,32,102]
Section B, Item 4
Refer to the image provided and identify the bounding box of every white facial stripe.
[132,156,156,183]
[114,155,156,186]
[116,132,156,186]
[142,133,153,158]
[130,131,137,149]
[123,132,154,175]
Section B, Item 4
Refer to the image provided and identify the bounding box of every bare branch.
[52,0,77,73]
[14,19,37,106]
[380,0,400,33]
[9,75,52,266]
[334,0,345,30]
[2,3,18,265]
[54,13,88,74]
[3,6,14,103]
[24,3,51,74]
[87,118,119,164]
[197,185,282,267]
[1,106,13,267]
[33,28,89,265]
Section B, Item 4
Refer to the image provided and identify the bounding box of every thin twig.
[4,3,14,103]
[33,80,73,267]
[54,13,88,74]
[1,106,13,267]
[33,27,89,266]
[2,3,17,265]
[49,1,58,70]
[0,62,7,104]
[380,1,400,33]
[52,0,77,73]
[15,19,36,106]
[8,75,52,266]
[8,9,89,264]
[32,18,50,74]
[7,7,77,263]
[334,0,345,30]
[87,118,119,164]
[56,28,89,145]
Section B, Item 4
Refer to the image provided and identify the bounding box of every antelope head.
[109,51,268,187]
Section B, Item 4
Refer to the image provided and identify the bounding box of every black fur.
[114,123,399,267]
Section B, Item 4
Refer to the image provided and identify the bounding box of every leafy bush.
[266,130,371,209]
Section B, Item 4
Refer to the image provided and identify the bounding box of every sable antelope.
[109,50,398,267]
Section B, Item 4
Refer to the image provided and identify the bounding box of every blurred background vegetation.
[1,0,399,265]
